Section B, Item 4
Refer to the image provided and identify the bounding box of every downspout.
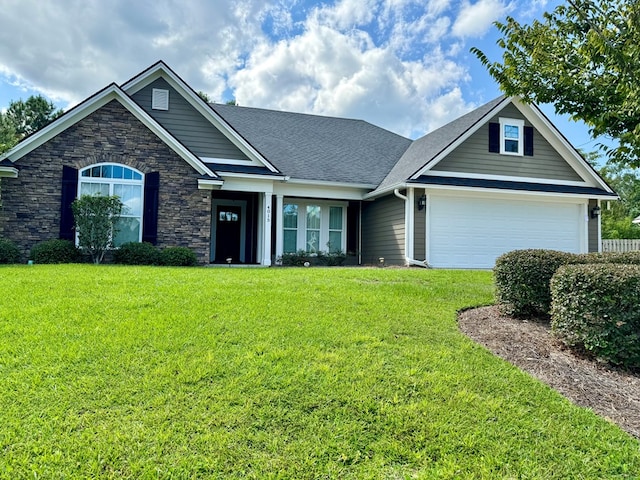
[358,200,362,265]
[394,188,428,268]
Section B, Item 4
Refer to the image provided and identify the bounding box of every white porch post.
[406,187,415,263]
[275,194,284,261]
[262,192,273,266]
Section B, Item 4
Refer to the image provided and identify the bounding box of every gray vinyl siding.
[432,104,582,182]
[588,199,599,252]
[414,189,426,260]
[361,194,405,265]
[131,78,250,161]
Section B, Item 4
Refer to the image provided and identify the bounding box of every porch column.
[262,192,273,266]
[406,187,415,263]
[275,194,284,261]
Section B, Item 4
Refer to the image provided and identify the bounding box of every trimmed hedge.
[551,264,640,369]
[279,250,347,267]
[494,249,574,318]
[113,242,160,265]
[494,249,640,318]
[160,247,198,266]
[0,238,21,264]
[29,239,80,264]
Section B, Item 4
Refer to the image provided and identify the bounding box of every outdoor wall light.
[591,206,601,218]
[418,195,427,210]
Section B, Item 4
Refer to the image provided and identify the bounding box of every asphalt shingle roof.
[210,103,412,186]
[375,96,506,192]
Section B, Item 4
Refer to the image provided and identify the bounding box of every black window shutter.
[142,172,160,245]
[59,166,78,241]
[488,122,500,153]
[524,126,534,156]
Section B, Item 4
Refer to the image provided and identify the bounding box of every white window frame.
[281,199,347,254]
[152,88,169,110]
[499,117,524,156]
[78,163,145,246]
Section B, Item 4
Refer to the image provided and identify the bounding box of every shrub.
[494,249,575,318]
[72,194,123,264]
[551,264,640,369]
[113,242,160,265]
[29,239,80,264]
[279,250,346,267]
[0,237,20,264]
[160,247,198,266]
[572,251,640,265]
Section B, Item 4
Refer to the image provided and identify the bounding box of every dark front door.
[215,206,242,263]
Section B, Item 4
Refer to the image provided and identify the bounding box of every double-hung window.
[78,164,144,246]
[499,117,525,156]
[282,200,346,254]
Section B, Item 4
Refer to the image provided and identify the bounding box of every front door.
[215,206,242,263]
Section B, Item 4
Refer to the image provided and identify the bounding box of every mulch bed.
[458,305,640,439]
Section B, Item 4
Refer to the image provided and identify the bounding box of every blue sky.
[0,0,612,158]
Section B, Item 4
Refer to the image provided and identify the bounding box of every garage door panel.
[429,196,583,269]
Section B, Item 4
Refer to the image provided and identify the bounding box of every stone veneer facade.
[0,100,212,263]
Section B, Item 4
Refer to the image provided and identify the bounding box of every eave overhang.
[410,175,619,200]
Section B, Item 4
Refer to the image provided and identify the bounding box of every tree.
[197,91,212,103]
[591,161,640,238]
[0,95,63,154]
[583,150,640,238]
[472,0,640,166]
[4,94,63,138]
[71,195,123,264]
[0,113,16,154]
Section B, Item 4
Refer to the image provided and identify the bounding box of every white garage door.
[428,195,584,269]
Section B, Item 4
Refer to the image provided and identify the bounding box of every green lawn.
[0,266,638,479]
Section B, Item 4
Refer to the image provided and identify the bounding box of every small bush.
[494,249,575,318]
[160,247,198,266]
[572,251,640,265]
[279,250,346,267]
[551,264,640,369]
[29,239,80,264]
[114,242,160,265]
[0,237,21,264]
[495,249,640,319]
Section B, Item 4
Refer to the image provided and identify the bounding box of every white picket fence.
[602,239,640,252]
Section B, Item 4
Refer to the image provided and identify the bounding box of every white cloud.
[314,0,378,29]
[231,7,470,137]
[0,0,546,138]
[452,0,511,38]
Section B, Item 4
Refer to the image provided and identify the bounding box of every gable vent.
[152,88,169,110]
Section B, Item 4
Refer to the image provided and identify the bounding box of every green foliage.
[71,194,123,264]
[159,246,198,266]
[29,239,80,264]
[196,91,212,103]
[0,237,20,264]
[551,264,640,369]
[113,242,160,265]
[4,94,63,138]
[0,94,63,155]
[472,0,640,166]
[601,215,640,239]
[0,266,638,477]
[573,251,640,265]
[279,250,347,267]
[495,249,640,319]
[494,249,574,318]
[594,163,640,238]
[0,113,17,154]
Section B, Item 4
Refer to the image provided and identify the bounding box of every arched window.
[78,164,144,246]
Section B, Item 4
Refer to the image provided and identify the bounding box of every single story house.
[0,61,617,268]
